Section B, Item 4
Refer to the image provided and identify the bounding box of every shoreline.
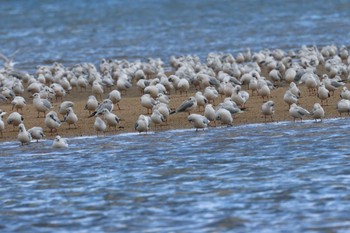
[0,79,347,144]
[0,47,349,144]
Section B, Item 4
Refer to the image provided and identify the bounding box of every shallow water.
[0,0,350,71]
[1,1,350,232]
[1,119,350,232]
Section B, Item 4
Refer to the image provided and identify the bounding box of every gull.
[156,93,170,105]
[217,98,242,115]
[336,99,350,116]
[144,85,160,99]
[0,94,7,103]
[150,109,166,130]
[50,83,66,101]
[94,116,107,136]
[204,104,216,126]
[84,95,99,114]
[317,82,330,106]
[195,91,208,111]
[261,100,275,122]
[92,80,104,100]
[1,87,15,101]
[187,113,209,131]
[135,114,151,134]
[302,72,318,96]
[310,103,325,122]
[231,85,249,108]
[32,93,52,117]
[77,75,88,91]
[340,87,350,100]
[28,127,45,142]
[257,82,271,101]
[17,123,32,145]
[99,108,120,131]
[63,107,78,129]
[58,101,74,116]
[269,69,282,85]
[52,135,68,148]
[7,112,23,130]
[153,102,170,123]
[248,77,258,96]
[177,78,190,95]
[283,89,298,108]
[11,96,26,112]
[116,76,132,94]
[289,82,301,97]
[289,103,310,122]
[322,74,344,96]
[0,110,6,137]
[285,67,297,83]
[88,99,114,117]
[45,111,62,135]
[108,89,122,110]
[140,94,156,114]
[170,96,197,115]
[216,108,233,126]
[203,86,219,104]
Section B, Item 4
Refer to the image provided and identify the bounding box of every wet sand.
[0,65,347,143]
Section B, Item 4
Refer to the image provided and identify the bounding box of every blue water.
[0,0,350,72]
[1,0,350,232]
[1,119,350,232]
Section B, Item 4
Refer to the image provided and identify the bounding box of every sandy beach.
[0,60,347,144]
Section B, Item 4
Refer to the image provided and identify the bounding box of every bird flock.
[0,44,350,147]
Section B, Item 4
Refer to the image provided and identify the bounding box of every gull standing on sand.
[257,82,271,101]
[32,93,52,118]
[203,86,219,104]
[140,94,156,115]
[204,104,216,126]
[0,111,6,137]
[45,111,62,134]
[310,103,325,122]
[99,108,120,131]
[89,99,114,117]
[11,96,26,112]
[322,74,344,96]
[195,91,208,111]
[52,135,68,148]
[58,101,74,116]
[151,109,166,130]
[108,89,122,110]
[336,99,350,116]
[289,82,301,97]
[7,112,23,130]
[317,82,330,106]
[17,123,32,145]
[63,107,78,129]
[283,89,298,108]
[171,96,197,115]
[84,95,99,114]
[92,80,104,100]
[231,85,249,108]
[50,83,66,101]
[289,103,310,122]
[261,100,275,122]
[153,102,170,123]
[340,86,350,100]
[28,126,45,142]
[135,114,151,134]
[217,98,242,115]
[215,108,233,126]
[187,113,209,131]
[94,116,107,136]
